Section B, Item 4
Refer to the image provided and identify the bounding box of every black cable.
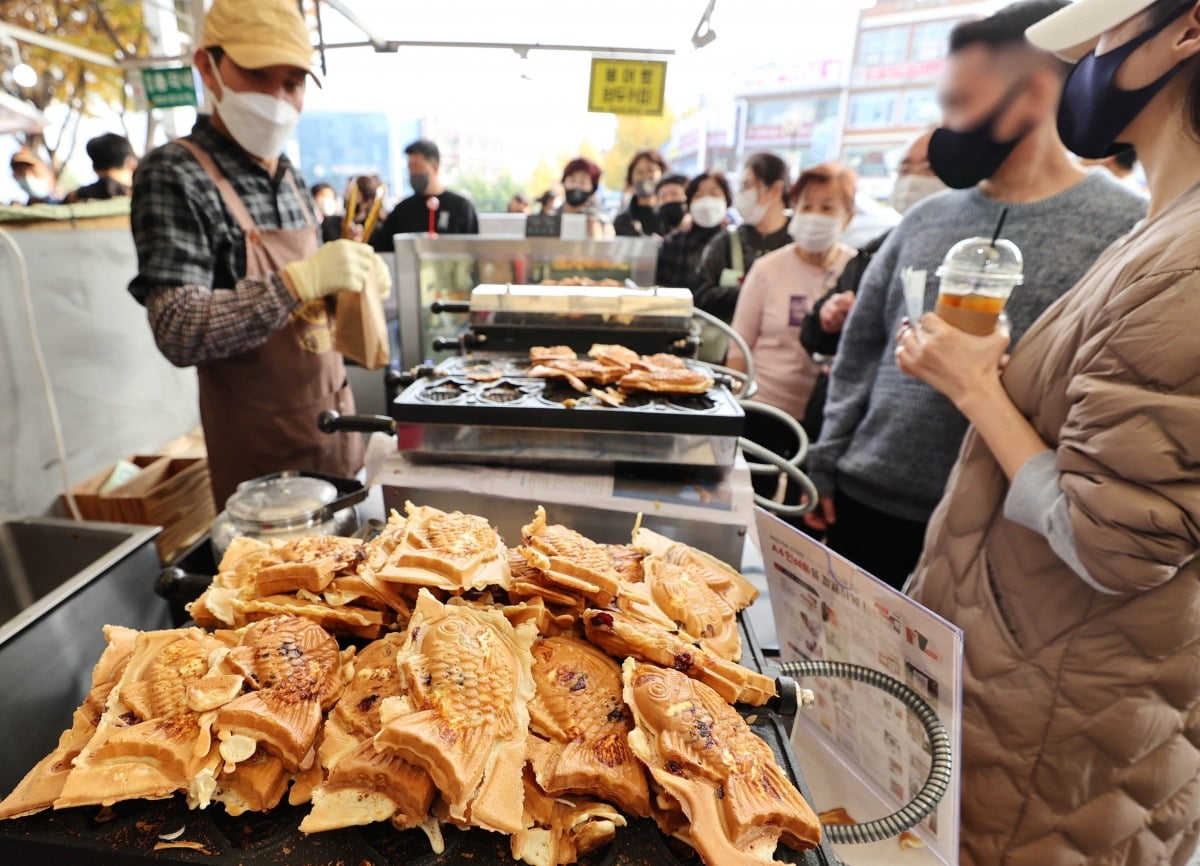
[776,659,952,845]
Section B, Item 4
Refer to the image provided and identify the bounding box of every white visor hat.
[1027,0,1163,61]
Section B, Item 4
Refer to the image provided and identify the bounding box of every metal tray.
[391,376,745,438]
[0,713,833,865]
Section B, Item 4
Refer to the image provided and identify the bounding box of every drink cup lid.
[935,237,1024,285]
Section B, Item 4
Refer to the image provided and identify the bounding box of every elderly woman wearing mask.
[727,162,858,503]
[655,171,733,290]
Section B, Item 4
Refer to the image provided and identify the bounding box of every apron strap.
[176,138,259,235]
[283,170,316,228]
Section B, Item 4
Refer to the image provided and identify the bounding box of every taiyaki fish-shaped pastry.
[583,610,775,707]
[215,615,346,774]
[53,627,234,810]
[643,556,741,661]
[632,526,759,612]
[0,625,139,819]
[622,660,821,864]
[633,352,688,371]
[527,363,592,393]
[529,345,577,364]
[372,502,510,592]
[587,343,640,372]
[511,771,625,866]
[375,589,537,835]
[519,507,621,607]
[617,366,713,395]
[252,535,364,597]
[526,636,649,817]
[301,633,434,834]
[608,544,645,584]
[508,547,589,615]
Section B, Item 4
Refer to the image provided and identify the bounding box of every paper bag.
[333,269,389,369]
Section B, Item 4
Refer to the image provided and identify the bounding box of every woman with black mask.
[613,149,668,236]
[560,156,611,239]
[896,2,1200,863]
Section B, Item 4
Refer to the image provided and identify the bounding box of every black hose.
[776,659,952,845]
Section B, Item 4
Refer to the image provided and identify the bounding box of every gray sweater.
[807,170,1147,522]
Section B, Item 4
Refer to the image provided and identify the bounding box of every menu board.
[756,509,962,865]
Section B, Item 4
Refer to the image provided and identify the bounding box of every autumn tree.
[1,0,147,169]
[599,109,677,194]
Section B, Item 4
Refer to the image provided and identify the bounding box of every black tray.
[391,376,745,438]
[0,713,833,865]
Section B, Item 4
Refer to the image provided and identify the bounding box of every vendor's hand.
[282,239,378,302]
[819,292,855,334]
[894,313,1009,408]
[803,496,836,532]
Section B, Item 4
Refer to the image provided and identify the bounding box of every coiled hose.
[692,307,759,400]
[776,659,952,845]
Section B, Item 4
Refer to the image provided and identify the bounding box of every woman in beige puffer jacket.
[896,2,1200,864]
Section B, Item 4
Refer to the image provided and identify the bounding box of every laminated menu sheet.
[756,509,962,866]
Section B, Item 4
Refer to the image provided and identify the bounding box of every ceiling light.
[12,63,36,88]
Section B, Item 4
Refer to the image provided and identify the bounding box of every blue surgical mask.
[1058,3,1193,160]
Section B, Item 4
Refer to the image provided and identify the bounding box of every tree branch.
[88,0,130,60]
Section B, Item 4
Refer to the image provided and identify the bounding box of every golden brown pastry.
[511,770,625,866]
[0,625,139,819]
[519,506,621,607]
[526,636,649,817]
[643,555,741,661]
[301,632,435,834]
[622,659,821,864]
[632,526,759,612]
[617,366,713,395]
[375,589,537,835]
[583,609,775,707]
[372,502,510,592]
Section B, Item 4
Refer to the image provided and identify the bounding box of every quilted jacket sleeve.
[1056,269,1200,594]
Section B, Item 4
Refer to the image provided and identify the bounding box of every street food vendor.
[128,0,391,509]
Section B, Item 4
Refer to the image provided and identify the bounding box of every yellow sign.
[588,58,667,116]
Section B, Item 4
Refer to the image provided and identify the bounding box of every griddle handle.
[154,567,212,602]
[317,409,396,435]
[430,300,470,314]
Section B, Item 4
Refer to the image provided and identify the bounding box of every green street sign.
[141,65,197,109]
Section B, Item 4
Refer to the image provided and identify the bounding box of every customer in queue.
[656,171,732,290]
[371,139,477,249]
[323,174,383,243]
[560,156,611,238]
[69,133,138,202]
[128,0,390,508]
[10,147,61,205]
[654,173,689,235]
[613,149,668,237]
[694,153,792,360]
[799,130,945,440]
[804,0,1145,588]
[897,1,1200,862]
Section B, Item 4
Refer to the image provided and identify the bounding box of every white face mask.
[317,197,339,218]
[690,196,726,229]
[735,188,768,226]
[788,212,843,252]
[890,174,946,215]
[209,54,300,160]
[17,175,51,200]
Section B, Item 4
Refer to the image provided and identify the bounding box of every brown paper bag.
[333,269,389,369]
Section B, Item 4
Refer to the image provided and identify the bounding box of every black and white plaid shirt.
[129,116,315,367]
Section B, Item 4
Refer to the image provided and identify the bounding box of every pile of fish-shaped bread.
[527,343,715,400]
[0,503,821,866]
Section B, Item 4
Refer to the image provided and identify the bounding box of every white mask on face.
[690,196,726,229]
[317,197,339,217]
[788,212,843,252]
[890,174,947,215]
[17,175,51,200]
[209,53,300,160]
[735,188,768,226]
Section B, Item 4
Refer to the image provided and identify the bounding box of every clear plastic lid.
[935,237,1024,287]
[225,475,336,531]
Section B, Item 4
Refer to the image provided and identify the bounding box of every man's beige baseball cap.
[1026,0,1162,61]
[200,0,322,87]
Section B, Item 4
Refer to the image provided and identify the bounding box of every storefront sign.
[588,58,667,116]
[757,509,963,865]
[141,65,197,109]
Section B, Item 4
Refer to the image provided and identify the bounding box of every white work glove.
[282,239,392,302]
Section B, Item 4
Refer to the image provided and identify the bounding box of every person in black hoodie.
[799,130,944,440]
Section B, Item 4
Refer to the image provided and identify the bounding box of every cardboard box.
[65,455,214,563]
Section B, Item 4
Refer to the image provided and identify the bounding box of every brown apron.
[177,140,365,509]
